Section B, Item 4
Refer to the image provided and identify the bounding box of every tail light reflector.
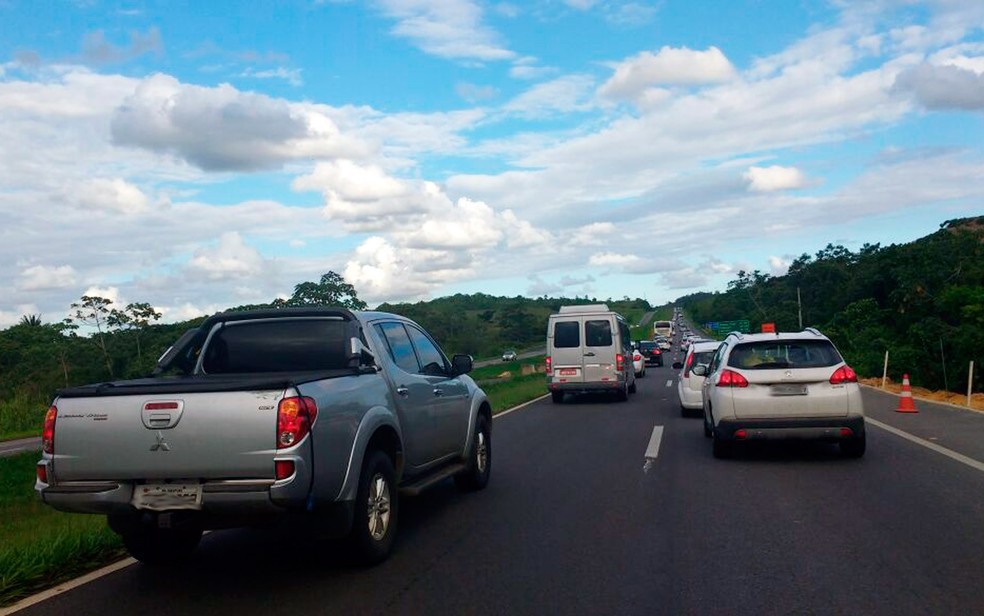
[829,365,858,384]
[277,396,318,449]
[717,369,749,388]
[42,405,57,454]
[734,429,748,440]
[839,428,854,437]
[275,460,295,480]
[37,464,48,484]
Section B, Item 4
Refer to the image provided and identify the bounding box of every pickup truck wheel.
[121,527,202,565]
[348,450,398,565]
[455,414,491,491]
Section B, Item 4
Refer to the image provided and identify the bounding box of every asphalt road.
[12,359,984,615]
[0,437,40,458]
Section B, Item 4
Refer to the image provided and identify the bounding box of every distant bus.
[653,320,673,338]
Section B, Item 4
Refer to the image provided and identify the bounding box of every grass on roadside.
[0,453,126,608]
[0,395,48,441]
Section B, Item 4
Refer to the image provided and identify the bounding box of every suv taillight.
[683,352,695,377]
[277,396,318,449]
[42,405,57,454]
[616,353,625,372]
[545,356,552,372]
[829,365,858,384]
[717,369,749,388]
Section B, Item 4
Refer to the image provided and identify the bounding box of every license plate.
[771,384,807,396]
[559,368,577,376]
[132,483,203,511]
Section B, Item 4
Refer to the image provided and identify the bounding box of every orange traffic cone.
[896,373,918,413]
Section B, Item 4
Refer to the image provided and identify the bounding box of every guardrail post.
[882,350,889,389]
[968,361,975,407]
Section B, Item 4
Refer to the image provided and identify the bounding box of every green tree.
[66,295,115,379]
[108,302,163,363]
[287,271,368,310]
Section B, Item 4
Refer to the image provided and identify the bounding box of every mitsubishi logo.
[150,431,171,452]
[784,370,793,378]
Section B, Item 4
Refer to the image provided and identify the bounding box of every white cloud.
[374,0,516,62]
[571,222,617,246]
[73,178,150,214]
[110,73,367,171]
[240,66,304,87]
[503,74,597,117]
[744,166,808,192]
[18,265,77,291]
[769,255,793,275]
[187,232,267,280]
[894,62,984,110]
[599,46,737,101]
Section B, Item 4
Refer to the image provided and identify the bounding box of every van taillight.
[42,405,57,454]
[545,356,552,372]
[717,369,749,388]
[829,365,858,384]
[277,396,318,449]
[616,354,625,372]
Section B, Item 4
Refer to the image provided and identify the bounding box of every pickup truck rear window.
[202,318,350,373]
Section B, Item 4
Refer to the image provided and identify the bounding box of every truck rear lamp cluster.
[277,396,318,449]
[716,369,749,388]
[829,365,858,384]
[545,356,552,373]
[42,405,57,454]
[616,354,625,372]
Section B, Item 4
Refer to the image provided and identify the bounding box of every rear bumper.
[548,380,626,395]
[714,415,865,442]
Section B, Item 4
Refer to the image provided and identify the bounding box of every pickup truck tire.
[348,450,398,565]
[121,526,203,566]
[455,414,491,491]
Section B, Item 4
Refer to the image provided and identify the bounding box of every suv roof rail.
[726,331,744,339]
[804,327,823,337]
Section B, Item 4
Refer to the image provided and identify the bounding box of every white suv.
[693,328,865,459]
[674,340,721,417]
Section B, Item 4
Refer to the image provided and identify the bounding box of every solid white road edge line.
[0,557,137,616]
[495,393,551,418]
[866,417,984,474]
[645,426,664,459]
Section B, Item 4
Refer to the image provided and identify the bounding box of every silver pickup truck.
[36,307,492,565]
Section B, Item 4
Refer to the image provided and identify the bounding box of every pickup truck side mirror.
[450,354,473,377]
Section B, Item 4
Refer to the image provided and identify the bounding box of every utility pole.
[797,287,803,330]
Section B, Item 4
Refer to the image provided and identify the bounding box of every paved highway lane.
[15,365,984,615]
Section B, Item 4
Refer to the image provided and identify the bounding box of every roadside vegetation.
[0,452,126,607]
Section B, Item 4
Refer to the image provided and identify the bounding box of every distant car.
[656,338,672,352]
[696,328,866,459]
[632,349,646,377]
[638,341,663,366]
[501,350,518,361]
[673,341,720,417]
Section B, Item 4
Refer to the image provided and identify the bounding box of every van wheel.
[628,380,637,394]
[551,391,564,403]
[616,383,629,402]
[347,450,398,565]
[121,527,202,565]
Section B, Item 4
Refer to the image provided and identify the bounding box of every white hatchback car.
[673,341,720,417]
[695,328,865,459]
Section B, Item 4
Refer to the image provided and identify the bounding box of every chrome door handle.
[584,352,596,357]
[396,386,409,397]
[433,388,444,397]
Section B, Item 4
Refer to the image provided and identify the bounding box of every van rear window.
[585,320,613,347]
[202,318,350,373]
[553,321,580,348]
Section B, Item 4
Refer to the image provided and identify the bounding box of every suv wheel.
[455,414,491,491]
[551,391,564,404]
[348,450,398,565]
[712,433,733,459]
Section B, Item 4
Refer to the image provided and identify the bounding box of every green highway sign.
[708,319,750,333]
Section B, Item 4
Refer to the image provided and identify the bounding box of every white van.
[546,304,637,403]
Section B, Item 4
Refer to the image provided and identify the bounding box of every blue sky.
[1,0,983,326]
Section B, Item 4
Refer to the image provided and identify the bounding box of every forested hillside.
[675,216,984,392]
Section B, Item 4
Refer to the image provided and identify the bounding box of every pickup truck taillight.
[277,396,318,449]
[42,405,57,454]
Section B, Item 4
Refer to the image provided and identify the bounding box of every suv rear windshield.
[727,340,842,370]
[202,318,350,373]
